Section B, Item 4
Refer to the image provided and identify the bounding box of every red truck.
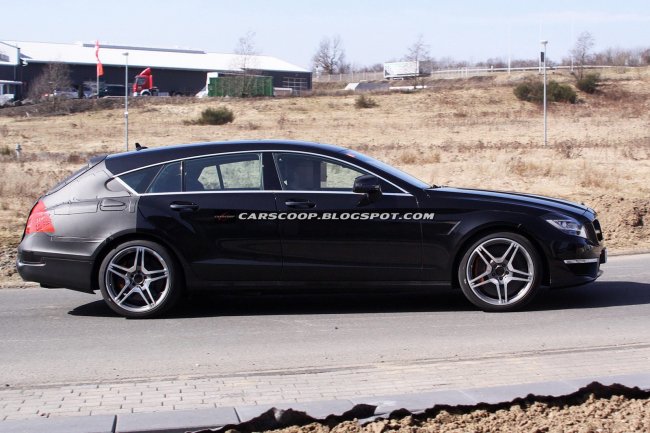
[132,67,159,96]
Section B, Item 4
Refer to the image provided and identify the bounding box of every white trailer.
[383,61,433,79]
[0,80,22,106]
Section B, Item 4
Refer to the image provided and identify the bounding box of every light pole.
[541,40,548,146]
[123,52,129,151]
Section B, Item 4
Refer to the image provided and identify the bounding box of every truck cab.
[132,68,158,96]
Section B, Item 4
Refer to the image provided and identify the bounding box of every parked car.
[16,140,606,318]
[89,84,129,98]
[48,85,93,99]
[51,88,79,99]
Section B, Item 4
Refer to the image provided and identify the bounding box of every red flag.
[95,40,104,76]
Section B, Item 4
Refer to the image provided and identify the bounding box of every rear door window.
[274,153,365,191]
[183,153,262,191]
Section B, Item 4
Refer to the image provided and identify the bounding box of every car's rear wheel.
[98,240,181,318]
[458,232,542,312]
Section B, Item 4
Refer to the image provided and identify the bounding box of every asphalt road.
[1,254,649,388]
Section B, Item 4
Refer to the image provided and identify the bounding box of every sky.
[3,0,650,69]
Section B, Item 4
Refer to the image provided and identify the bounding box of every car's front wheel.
[458,232,542,312]
[98,240,181,318]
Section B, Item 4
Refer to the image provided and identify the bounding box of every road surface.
[0,253,648,420]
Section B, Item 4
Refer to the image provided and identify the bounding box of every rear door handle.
[285,199,316,209]
[170,201,199,211]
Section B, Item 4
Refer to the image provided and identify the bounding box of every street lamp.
[123,52,129,151]
[541,40,548,146]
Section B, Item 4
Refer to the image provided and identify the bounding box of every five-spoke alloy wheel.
[99,240,181,318]
[458,232,542,311]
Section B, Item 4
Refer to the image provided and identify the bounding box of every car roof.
[104,140,349,174]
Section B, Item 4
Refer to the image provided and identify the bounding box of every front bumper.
[548,237,607,288]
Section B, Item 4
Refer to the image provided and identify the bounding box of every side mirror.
[353,174,382,205]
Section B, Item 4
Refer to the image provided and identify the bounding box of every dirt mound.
[194,384,650,433]
[589,195,650,253]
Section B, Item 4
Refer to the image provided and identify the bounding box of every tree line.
[312,32,650,75]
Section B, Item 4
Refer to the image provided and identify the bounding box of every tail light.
[25,201,55,234]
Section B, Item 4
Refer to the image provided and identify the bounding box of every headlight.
[546,217,587,238]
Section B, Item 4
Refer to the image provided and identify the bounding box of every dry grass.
[1,67,650,282]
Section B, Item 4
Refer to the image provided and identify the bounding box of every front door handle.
[170,201,199,211]
[285,199,316,209]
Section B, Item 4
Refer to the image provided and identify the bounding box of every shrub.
[514,80,576,104]
[194,107,234,125]
[548,81,577,103]
[354,94,378,109]
[576,73,601,94]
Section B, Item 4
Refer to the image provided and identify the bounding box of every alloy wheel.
[465,237,535,306]
[104,246,170,313]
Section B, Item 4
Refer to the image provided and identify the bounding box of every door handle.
[169,201,199,211]
[285,199,316,209]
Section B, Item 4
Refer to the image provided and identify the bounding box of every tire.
[458,232,542,312]
[98,240,182,318]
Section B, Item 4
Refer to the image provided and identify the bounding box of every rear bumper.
[16,235,97,293]
[17,254,95,292]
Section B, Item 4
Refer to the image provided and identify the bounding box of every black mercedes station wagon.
[17,140,606,318]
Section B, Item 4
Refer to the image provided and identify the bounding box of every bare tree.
[405,34,431,63]
[312,35,347,74]
[27,62,72,101]
[404,35,431,87]
[231,31,260,96]
[571,31,595,79]
[234,30,259,70]
[641,48,650,65]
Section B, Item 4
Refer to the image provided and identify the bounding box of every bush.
[514,80,576,104]
[514,81,541,102]
[548,81,577,103]
[194,107,234,125]
[576,73,601,94]
[354,94,378,109]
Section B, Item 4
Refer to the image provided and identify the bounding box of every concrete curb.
[1,373,649,433]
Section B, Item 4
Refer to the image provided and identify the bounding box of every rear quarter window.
[118,165,162,193]
[147,162,182,193]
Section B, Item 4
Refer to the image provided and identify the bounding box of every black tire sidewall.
[458,232,542,312]
[98,240,180,319]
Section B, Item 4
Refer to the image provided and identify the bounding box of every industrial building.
[0,40,312,96]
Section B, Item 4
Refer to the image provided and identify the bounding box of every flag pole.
[95,41,99,99]
[95,40,103,99]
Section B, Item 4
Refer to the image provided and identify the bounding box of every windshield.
[343,150,431,189]
[136,77,147,85]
